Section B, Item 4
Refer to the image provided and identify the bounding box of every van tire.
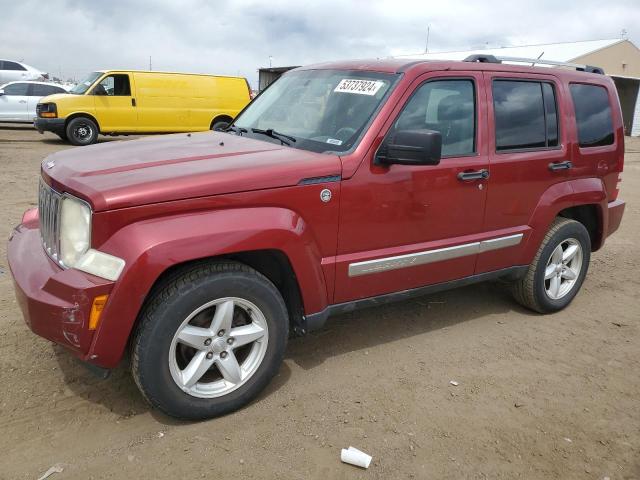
[131,260,289,420]
[66,117,98,146]
[511,217,590,313]
[211,120,230,131]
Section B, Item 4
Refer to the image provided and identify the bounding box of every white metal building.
[399,39,640,136]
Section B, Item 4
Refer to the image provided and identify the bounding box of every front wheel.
[66,117,98,146]
[131,261,288,420]
[211,120,230,131]
[511,217,591,313]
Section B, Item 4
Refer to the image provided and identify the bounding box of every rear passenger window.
[493,80,559,151]
[31,84,65,96]
[570,84,614,147]
[3,83,29,95]
[393,79,475,157]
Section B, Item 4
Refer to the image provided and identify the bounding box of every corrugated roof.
[399,39,624,63]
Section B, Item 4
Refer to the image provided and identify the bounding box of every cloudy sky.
[2,0,639,87]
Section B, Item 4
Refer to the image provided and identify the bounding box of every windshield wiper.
[251,128,296,146]
[225,125,247,135]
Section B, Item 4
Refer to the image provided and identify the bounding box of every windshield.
[233,69,398,153]
[69,72,102,95]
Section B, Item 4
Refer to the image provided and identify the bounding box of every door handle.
[19,100,27,104]
[457,169,490,181]
[548,161,573,171]
[131,98,136,107]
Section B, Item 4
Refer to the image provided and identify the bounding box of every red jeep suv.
[8,57,625,419]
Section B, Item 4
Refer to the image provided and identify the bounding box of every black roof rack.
[463,54,605,74]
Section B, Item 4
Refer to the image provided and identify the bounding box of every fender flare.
[521,178,607,263]
[86,207,329,367]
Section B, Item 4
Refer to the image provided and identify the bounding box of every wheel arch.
[522,178,608,263]
[85,207,329,368]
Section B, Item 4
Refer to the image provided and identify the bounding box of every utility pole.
[269,56,273,68]
[425,25,430,53]
[149,56,152,71]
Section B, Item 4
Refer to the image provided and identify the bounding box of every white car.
[0,81,67,123]
[0,59,44,84]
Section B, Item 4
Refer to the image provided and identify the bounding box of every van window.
[393,79,475,156]
[93,74,131,96]
[570,84,614,148]
[493,80,559,151]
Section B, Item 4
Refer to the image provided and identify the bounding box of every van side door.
[476,72,569,274]
[334,72,489,303]
[90,73,138,132]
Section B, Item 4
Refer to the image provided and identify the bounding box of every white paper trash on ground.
[341,446,372,469]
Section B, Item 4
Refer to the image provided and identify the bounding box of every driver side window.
[92,74,131,96]
[394,79,476,157]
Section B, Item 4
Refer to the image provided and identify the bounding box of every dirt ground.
[0,125,638,480]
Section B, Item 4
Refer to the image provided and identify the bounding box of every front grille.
[38,179,63,263]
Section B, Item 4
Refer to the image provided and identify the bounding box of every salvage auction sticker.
[334,79,384,96]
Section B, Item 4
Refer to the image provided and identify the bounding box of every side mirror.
[375,129,442,166]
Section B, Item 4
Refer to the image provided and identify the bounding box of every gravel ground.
[0,125,638,480]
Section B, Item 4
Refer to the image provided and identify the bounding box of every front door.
[91,73,138,131]
[334,72,489,303]
[0,82,30,121]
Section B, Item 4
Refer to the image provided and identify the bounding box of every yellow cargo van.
[34,70,251,145]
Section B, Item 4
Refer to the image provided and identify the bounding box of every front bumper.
[34,117,66,135]
[7,217,114,361]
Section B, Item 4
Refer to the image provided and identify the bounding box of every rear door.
[0,82,30,121]
[476,72,568,273]
[334,71,490,303]
[91,73,138,131]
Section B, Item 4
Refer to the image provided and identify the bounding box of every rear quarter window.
[570,84,614,148]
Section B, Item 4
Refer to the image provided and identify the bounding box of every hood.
[39,93,73,103]
[42,131,342,211]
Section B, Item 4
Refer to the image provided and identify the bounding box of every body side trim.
[348,233,523,277]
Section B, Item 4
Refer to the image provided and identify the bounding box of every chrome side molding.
[348,233,523,277]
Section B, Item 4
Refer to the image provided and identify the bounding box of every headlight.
[59,195,91,267]
[38,103,57,118]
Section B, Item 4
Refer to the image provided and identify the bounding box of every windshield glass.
[233,69,398,153]
[69,72,102,95]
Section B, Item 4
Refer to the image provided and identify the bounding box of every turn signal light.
[40,112,57,118]
[89,295,109,330]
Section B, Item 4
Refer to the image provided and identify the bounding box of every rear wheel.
[66,117,98,146]
[511,217,590,313]
[211,119,230,131]
[131,261,288,420]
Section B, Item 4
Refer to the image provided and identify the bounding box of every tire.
[211,119,230,131]
[131,261,289,420]
[511,217,591,313]
[66,116,98,146]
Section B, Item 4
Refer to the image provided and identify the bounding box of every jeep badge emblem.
[320,188,332,203]
[45,160,55,169]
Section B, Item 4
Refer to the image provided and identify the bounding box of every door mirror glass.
[376,129,442,166]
